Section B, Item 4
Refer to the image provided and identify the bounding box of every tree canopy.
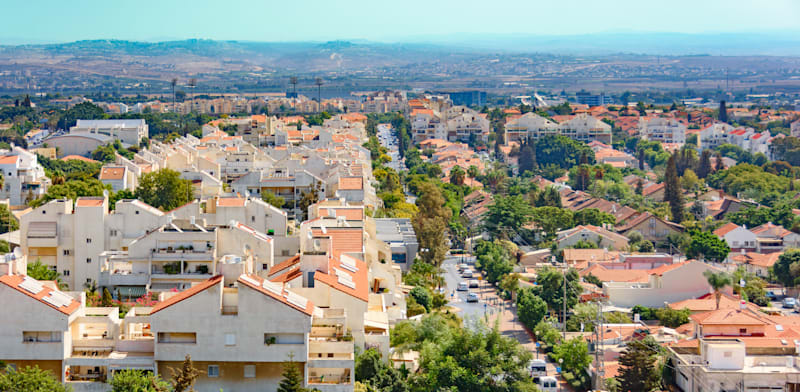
[134,168,194,211]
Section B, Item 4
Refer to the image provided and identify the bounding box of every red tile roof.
[75,197,105,207]
[0,275,81,315]
[0,155,19,165]
[269,255,301,276]
[713,222,741,237]
[150,275,223,314]
[320,207,364,221]
[311,227,364,254]
[216,197,246,207]
[313,254,369,302]
[338,177,363,190]
[99,167,126,180]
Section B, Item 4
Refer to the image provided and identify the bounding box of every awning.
[27,222,56,238]
[116,286,146,299]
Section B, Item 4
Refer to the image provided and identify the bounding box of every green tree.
[664,153,684,222]
[0,204,18,234]
[687,231,730,263]
[467,165,480,178]
[573,208,615,227]
[517,287,548,330]
[31,179,111,207]
[297,181,322,221]
[774,250,800,287]
[411,182,451,267]
[531,206,574,238]
[704,270,732,310]
[697,149,713,179]
[355,349,408,392]
[618,337,662,392]
[27,259,59,281]
[135,169,193,211]
[0,365,71,392]
[518,138,537,174]
[449,165,465,186]
[169,355,200,392]
[101,287,114,307]
[718,100,728,123]
[552,337,592,376]
[409,286,432,312]
[534,134,594,169]
[537,266,581,313]
[0,240,9,254]
[261,190,285,209]
[278,354,311,392]
[58,101,105,130]
[110,369,169,392]
[484,195,535,236]
[654,307,691,328]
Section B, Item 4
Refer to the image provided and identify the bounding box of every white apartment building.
[70,119,149,146]
[557,113,613,144]
[410,105,489,144]
[0,146,50,206]
[503,112,559,143]
[0,273,355,392]
[698,123,773,157]
[19,195,290,291]
[640,117,687,145]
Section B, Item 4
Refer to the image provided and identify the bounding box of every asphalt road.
[441,255,503,323]
[377,123,403,171]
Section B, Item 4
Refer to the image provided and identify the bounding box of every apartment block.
[69,119,149,146]
[640,117,687,145]
[0,146,50,206]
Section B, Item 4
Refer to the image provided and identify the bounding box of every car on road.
[457,282,469,291]
[458,263,469,272]
[529,359,547,377]
[469,279,479,288]
[537,376,559,392]
[783,297,796,309]
[462,269,473,278]
[766,290,778,300]
[466,292,479,303]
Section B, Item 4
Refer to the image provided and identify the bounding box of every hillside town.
[1,84,800,392]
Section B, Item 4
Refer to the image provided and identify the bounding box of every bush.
[409,286,432,311]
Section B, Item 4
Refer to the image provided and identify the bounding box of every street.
[440,255,569,389]
[377,123,403,172]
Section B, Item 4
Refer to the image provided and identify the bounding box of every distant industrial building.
[575,92,609,107]
[445,91,486,107]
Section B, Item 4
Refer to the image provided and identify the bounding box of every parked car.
[457,282,469,291]
[469,279,479,288]
[530,359,547,377]
[458,263,469,272]
[766,291,778,301]
[467,292,479,303]
[537,376,559,392]
[783,297,796,309]
[462,269,473,278]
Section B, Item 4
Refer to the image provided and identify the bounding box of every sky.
[2,0,799,44]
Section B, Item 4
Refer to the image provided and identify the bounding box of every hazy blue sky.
[3,0,799,44]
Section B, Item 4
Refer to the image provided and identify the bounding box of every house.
[0,146,50,206]
[150,274,354,392]
[713,223,758,253]
[728,252,782,278]
[555,225,629,250]
[99,166,130,191]
[751,222,800,253]
[70,119,149,146]
[668,292,760,315]
[615,212,685,245]
[503,112,559,143]
[602,260,721,308]
[641,183,665,201]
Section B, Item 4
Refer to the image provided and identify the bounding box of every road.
[377,123,403,172]
[440,255,571,390]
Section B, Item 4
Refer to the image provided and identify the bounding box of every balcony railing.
[308,375,351,384]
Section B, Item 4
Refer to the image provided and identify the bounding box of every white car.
[467,292,479,303]
[537,376,559,392]
[457,282,469,291]
[461,269,473,278]
[468,279,479,288]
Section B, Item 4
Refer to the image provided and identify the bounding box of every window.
[135,211,139,215]
[157,332,197,344]
[63,270,70,276]
[740,328,747,334]
[110,230,118,237]
[63,249,71,256]
[207,365,219,378]
[264,333,303,345]
[225,333,236,346]
[281,250,290,257]
[243,365,255,378]
[42,210,46,214]
[86,278,92,284]
[251,216,255,223]
[23,331,61,343]
[262,264,269,271]
[86,258,92,263]
[86,238,92,244]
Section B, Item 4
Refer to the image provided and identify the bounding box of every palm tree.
[704,270,732,310]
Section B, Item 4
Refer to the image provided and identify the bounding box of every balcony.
[101,271,149,287]
[151,248,214,261]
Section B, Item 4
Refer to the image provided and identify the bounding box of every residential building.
[503,113,559,144]
[374,218,418,270]
[602,260,721,308]
[0,146,50,206]
[640,117,687,145]
[557,113,613,144]
[713,223,758,253]
[615,212,685,245]
[555,225,629,251]
[751,222,800,253]
[24,128,50,146]
[445,91,486,107]
[98,166,131,191]
[69,119,149,146]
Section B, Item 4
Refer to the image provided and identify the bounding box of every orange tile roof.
[75,197,105,207]
[320,207,364,221]
[713,222,741,237]
[690,308,773,326]
[649,260,692,276]
[61,155,99,163]
[580,264,650,283]
[338,177,363,190]
[729,252,781,268]
[311,227,364,255]
[151,275,223,314]
[269,255,301,276]
[216,197,246,207]
[0,155,19,165]
[99,167,126,180]
[314,254,369,302]
[0,275,81,315]
[237,274,314,315]
[670,293,759,313]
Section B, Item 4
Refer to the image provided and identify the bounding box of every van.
[537,376,558,392]
[529,359,547,377]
